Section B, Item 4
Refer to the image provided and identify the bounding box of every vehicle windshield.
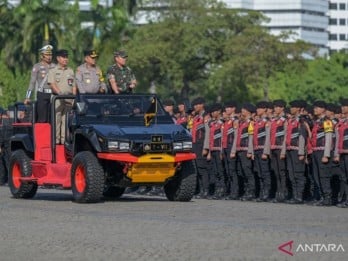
[77,94,172,125]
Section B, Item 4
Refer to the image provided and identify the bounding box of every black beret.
[209,103,222,113]
[313,100,326,109]
[163,99,174,106]
[340,98,348,106]
[224,100,237,108]
[325,103,334,112]
[191,97,205,106]
[114,50,128,58]
[84,49,98,58]
[273,99,286,108]
[256,101,268,109]
[56,49,69,57]
[289,100,303,108]
[242,103,256,113]
[329,104,341,114]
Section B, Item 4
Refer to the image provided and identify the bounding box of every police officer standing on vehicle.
[24,45,55,122]
[107,50,137,94]
[47,49,76,144]
[76,50,107,94]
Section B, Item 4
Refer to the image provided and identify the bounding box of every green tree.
[125,0,311,103]
[269,52,348,103]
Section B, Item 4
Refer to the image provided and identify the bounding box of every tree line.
[1,0,348,108]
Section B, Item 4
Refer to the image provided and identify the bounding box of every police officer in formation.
[182,98,348,208]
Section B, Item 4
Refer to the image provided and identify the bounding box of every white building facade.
[328,0,348,51]
[224,0,329,55]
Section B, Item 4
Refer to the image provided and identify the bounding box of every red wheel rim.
[75,165,86,193]
[12,162,21,188]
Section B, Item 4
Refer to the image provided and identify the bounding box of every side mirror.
[76,102,87,115]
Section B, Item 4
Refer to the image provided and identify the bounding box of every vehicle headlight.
[107,141,130,152]
[173,142,183,151]
[173,141,192,151]
[182,141,192,150]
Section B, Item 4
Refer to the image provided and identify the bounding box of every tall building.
[224,0,329,55]
[328,0,348,52]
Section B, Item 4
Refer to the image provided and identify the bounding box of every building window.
[329,18,337,25]
[329,3,337,9]
[340,18,346,25]
[339,3,346,10]
[329,34,338,40]
[339,34,346,40]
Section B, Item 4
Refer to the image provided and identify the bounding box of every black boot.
[336,200,348,208]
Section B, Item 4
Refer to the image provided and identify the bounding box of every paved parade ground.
[0,186,347,261]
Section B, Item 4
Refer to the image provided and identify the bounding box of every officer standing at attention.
[253,101,272,202]
[335,98,348,207]
[24,45,56,122]
[285,100,309,204]
[206,103,225,199]
[76,50,107,94]
[48,49,76,144]
[107,50,137,94]
[231,103,256,201]
[191,97,210,198]
[311,101,333,206]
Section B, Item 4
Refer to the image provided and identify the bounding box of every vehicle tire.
[71,151,105,203]
[164,160,197,202]
[8,149,38,198]
[103,186,126,199]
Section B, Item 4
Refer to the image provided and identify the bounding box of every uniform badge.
[323,120,333,133]
[86,79,91,83]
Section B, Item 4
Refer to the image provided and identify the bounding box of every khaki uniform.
[47,65,75,144]
[76,63,106,94]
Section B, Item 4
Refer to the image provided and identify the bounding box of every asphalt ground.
[0,186,347,261]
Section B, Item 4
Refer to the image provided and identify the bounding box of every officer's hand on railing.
[24,98,30,105]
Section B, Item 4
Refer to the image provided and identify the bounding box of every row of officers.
[175,97,348,208]
[24,45,136,144]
